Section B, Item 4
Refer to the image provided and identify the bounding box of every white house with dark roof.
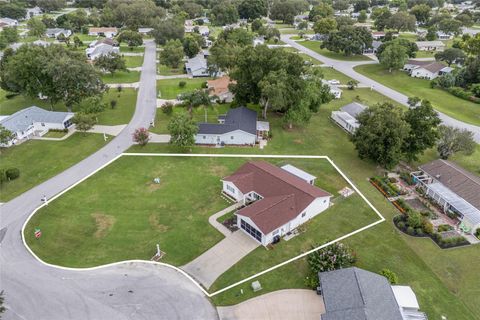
[46,28,72,39]
[331,102,368,134]
[0,18,18,26]
[412,159,480,234]
[0,106,74,146]
[88,27,118,38]
[415,40,445,51]
[222,161,331,246]
[85,38,120,60]
[185,53,209,77]
[318,267,426,320]
[403,59,451,80]
[195,107,269,146]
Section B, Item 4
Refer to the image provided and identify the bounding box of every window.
[231,136,234,140]
[323,199,327,203]
[240,219,262,242]
[226,184,235,194]
[301,212,306,218]
[41,123,45,126]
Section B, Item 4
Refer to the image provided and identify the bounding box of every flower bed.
[370,176,399,197]
[394,215,469,249]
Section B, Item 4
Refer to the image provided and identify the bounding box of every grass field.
[129,87,479,319]
[354,64,480,126]
[120,45,145,53]
[124,55,144,68]
[297,40,372,61]
[157,78,209,99]
[101,71,140,84]
[0,88,137,126]
[158,63,186,76]
[0,133,109,202]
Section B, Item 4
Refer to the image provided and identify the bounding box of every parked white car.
[328,79,340,85]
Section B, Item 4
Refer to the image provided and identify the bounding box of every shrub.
[110,99,117,109]
[162,102,174,115]
[400,172,415,185]
[397,221,406,229]
[437,224,453,232]
[407,211,423,229]
[380,269,398,284]
[5,168,20,180]
[201,81,208,88]
[475,228,480,238]
[178,81,186,88]
[446,211,457,219]
[132,127,150,146]
[422,220,434,234]
[117,85,123,92]
[406,226,415,235]
[0,169,6,185]
[416,228,424,236]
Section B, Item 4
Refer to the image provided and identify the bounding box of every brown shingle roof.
[224,161,331,234]
[420,159,480,210]
[421,62,446,73]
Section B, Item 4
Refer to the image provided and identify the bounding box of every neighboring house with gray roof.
[318,267,426,320]
[0,106,74,147]
[195,106,269,146]
[185,53,210,77]
[46,28,72,39]
[330,102,368,134]
[86,39,120,60]
[412,159,480,234]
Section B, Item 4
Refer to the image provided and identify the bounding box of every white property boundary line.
[21,153,385,299]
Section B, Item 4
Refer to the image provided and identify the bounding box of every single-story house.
[412,159,480,234]
[403,60,451,80]
[207,76,235,103]
[88,27,118,38]
[371,31,385,40]
[222,161,331,246]
[415,40,445,51]
[0,22,9,31]
[46,28,72,39]
[322,80,342,99]
[138,27,153,35]
[0,106,74,147]
[185,25,209,36]
[363,40,382,54]
[318,267,427,320]
[185,54,209,77]
[0,17,18,26]
[331,102,367,134]
[26,6,42,19]
[195,106,269,145]
[85,38,120,60]
[436,31,453,40]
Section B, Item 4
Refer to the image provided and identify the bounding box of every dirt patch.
[293,139,303,144]
[91,213,116,238]
[149,214,169,233]
[147,183,163,192]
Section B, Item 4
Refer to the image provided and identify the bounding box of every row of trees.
[351,99,475,169]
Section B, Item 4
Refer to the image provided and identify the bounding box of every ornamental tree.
[132,127,150,146]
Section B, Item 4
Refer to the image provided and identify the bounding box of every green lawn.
[297,40,372,61]
[129,88,479,319]
[320,66,353,84]
[298,52,323,65]
[354,64,480,126]
[96,88,137,125]
[0,88,137,126]
[120,45,145,53]
[157,78,209,99]
[101,71,140,84]
[124,55,144,68]
[23,157,347,268]
[72,33,98,42]
[398,32,418,41]
[415,51,436,58]
[158,63,186,76]
[0,133,109,202]
[43,131,68,138]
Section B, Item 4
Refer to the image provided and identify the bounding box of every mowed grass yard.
[23,157,354,269]
[354,64,480,126]
[297,40,372,61]
[0,88,137,126]
[101,71,140,84]
[157,62,186,76]
[123,55,144,68]
[0,133,109,202]
[130,88,479,319]
[157,78,209,99]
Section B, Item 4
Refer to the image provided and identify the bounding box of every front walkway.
[217,289,325,320]
[182,204,258,289]
[88,124,127,136]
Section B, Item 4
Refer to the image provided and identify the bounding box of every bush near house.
[370,176,399,197]
[437,224,453,232]
[380,268,399,284]
[5,168,20,180]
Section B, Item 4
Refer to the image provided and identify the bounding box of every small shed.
[281,164,316,185]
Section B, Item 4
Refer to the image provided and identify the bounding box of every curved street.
[281,35,480,143]
[0,41,218,320]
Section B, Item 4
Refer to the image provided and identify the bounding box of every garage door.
[240,219,262,243]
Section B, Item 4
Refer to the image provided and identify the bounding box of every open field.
[354,64,480,126]
[120,45,145,53]
[158,63,186,76]
[101,71,141,84]
[297,40,372,61]
[124,55,144,68]
[129,87,479,320]
[0,88,137,126]
[157,78,209,99]
[0,133,109,202]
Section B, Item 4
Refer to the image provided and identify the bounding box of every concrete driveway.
[217,289,325,320]
[182,230,259,289]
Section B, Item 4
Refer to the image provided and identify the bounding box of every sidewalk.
[88,124,127,136]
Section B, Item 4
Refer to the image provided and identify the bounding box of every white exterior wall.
[195,130,256,145]
[222,180,244,202]
[411,68,437,80]
[236,214,266,244]
[331,112,358,134]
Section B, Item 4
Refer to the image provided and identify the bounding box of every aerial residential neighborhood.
[0,0,479,319]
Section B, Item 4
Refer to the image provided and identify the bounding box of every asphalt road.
[0,41,218,320]
[281,35,480,143]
